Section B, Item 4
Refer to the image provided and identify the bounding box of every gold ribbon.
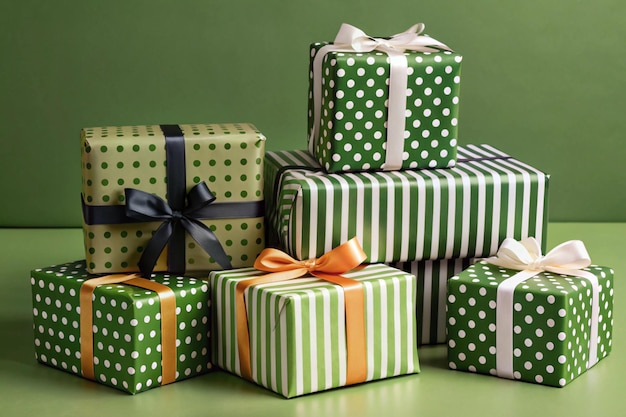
[79,274,177,385]
[235,237,368,384]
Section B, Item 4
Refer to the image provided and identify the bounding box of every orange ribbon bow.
[79,274,177,385]
[235,237,368,384]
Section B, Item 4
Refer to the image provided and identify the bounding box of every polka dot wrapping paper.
[81,123,266,274]
[447,261,614,387]
[393,258,472,346]
[264,144,549,264]
[307,42,462,173]
[30,260,212,394]
[209,264,419,398]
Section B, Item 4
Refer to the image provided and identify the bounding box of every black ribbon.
[82,124,264,275]
[125,182,233,275]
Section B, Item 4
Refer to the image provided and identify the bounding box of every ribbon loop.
[485,237,600,378]
[237,237,368,384]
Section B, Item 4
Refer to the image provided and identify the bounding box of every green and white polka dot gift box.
[31,260,212,394]
[447,238,614,387]
[308,23,462,173]
[81,123,266,275]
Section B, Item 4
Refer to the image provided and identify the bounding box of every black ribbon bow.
[125,181,232,275]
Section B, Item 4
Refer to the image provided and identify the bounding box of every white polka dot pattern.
[31,260,212,394]
[308,42,462,173]
[447,261,614,387]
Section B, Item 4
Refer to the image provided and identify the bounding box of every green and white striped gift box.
[210,264,420,398]
[393,258,471,345]
[265,144,549,263]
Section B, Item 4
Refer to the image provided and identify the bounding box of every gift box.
[31,260,212,394]
[209,241,419,398]
[446,239,614,387]
[307,23,462,172]
[81,123,266,274]
[265,144,549,263]
[393,258,471,345]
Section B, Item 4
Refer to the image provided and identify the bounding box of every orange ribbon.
[236,237,368,384]
[79,274,177,385]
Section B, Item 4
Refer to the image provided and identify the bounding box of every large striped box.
[209,264,420,398]
[393,258,471,345]
[265,144,549,263]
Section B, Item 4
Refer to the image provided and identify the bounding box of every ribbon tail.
[137,221,174,276]
[167,222,187,275]
[181,218,232,269]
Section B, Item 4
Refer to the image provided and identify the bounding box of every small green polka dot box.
[81,123,266,274]
[265,145,549,264]
[31,260,213,394]
[210,264,420,398]
[307,23,462,173]
[447,254,614,387]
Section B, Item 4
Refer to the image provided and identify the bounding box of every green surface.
[1,0,625,226]
[0,224,623,416]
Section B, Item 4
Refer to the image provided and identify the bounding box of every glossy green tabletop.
[0,224,623,416]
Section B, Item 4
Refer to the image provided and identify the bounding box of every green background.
[1,0,624,226]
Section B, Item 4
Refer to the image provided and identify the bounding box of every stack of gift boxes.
[30,23,613,397]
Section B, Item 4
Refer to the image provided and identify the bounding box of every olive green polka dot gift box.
[447,238,614,387]
[30,260,212,394]
[308,23,462,173]
[81,123,265,275]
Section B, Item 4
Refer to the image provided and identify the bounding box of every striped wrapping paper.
[265,144,549,263]
[393,258,472,345]
[209,264,419,398]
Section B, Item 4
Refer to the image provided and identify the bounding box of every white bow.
[333,23,451,54]
[486,237,593,274]
[309,23,452,171]
[485,237,600,379]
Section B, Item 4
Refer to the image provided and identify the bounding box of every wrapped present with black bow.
[81,123,265,275]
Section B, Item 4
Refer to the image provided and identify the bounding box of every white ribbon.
[485,237,600,379]
[309,23,452,171]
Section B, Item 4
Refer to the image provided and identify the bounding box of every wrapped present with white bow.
[308,23,462,173]
[447,238,614,387]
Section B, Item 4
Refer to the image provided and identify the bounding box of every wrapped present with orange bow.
[209,238,420,398]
